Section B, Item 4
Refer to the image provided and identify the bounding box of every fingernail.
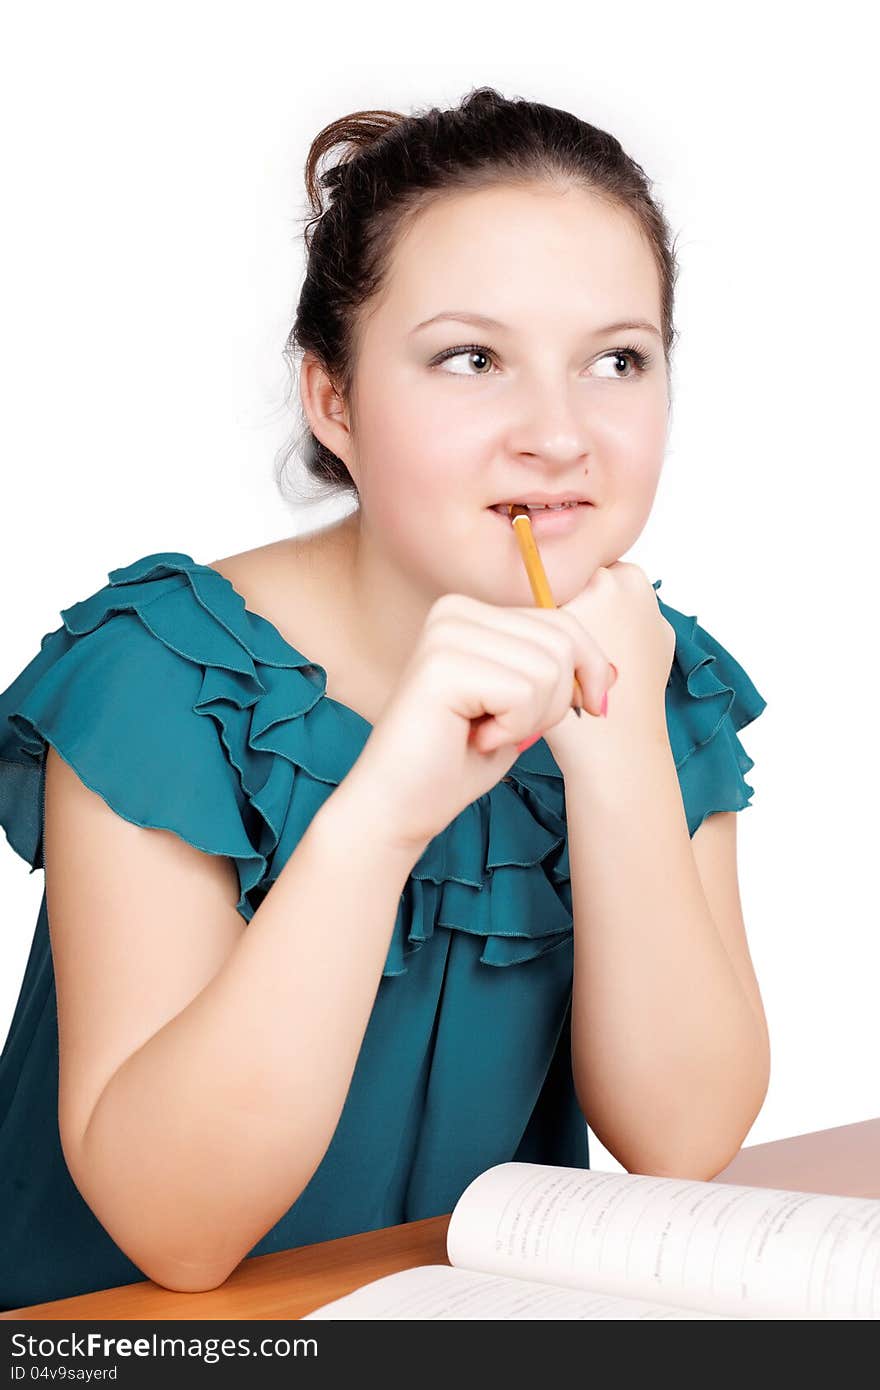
[608,663,618,687]
[600,691,608,718]
[516,732,542,753]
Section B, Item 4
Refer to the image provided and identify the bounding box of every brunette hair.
[275,86,680,507]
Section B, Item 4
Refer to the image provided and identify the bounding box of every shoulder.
[207,526,356,669]
[208,528,347,608]
[206,540,301,631]
[208,537,297,591]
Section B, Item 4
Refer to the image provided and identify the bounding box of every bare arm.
[564,727,770,1180]
[46,746,423,1293]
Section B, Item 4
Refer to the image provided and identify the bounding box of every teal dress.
[0,552,767,1309]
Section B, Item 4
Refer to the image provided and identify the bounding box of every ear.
[299,353,355,472]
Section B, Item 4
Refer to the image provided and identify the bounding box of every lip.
[487,501,593,536]
[491,492,592,507]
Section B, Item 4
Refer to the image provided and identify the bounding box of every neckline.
[202,557,379,734]
[197,554,547,770]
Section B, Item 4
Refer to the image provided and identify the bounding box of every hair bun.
[318,164,347,191]
[305,109,405,215]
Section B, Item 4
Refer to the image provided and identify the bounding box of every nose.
[507,375,593,465]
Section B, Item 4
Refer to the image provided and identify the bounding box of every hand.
[542,561,676,768]
[342,589,627,853]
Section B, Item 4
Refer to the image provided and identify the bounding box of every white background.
[1,0,877,1182]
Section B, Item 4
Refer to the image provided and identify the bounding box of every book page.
[302,1264,731,1319]
[446,1163,880,1319]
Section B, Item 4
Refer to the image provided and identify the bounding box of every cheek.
[610,396,667,485]
[606,384,667,443]
[366,411,477,512]
[610,436,662,487]
[638,387,670,451]
[360,448,464,553]
[620,462,663,526]
[360,383,473,493]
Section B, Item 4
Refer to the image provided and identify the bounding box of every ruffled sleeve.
[653,580,768,837]
[0,554,313,921]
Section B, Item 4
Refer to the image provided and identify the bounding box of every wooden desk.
[3,1117,878,1321]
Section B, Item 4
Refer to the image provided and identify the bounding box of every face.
[337,181,669,607]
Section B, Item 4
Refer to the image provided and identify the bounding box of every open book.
[302,1161,880,1320]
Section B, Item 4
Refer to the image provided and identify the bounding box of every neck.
[332,510,440,697]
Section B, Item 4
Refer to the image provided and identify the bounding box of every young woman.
[0,87,769,1309]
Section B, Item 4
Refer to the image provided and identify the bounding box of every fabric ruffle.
[653,578,768,836]
[0,554,766,977]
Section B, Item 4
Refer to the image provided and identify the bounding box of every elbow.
[128,1229,250,1294]
[144,1253,239,1294]
[63,1134,251,1294]
[107,1231,243,1295]
[627,1156,730,1183]
[66,1155,243,1295]
[622,1116,766,1184]
[607,1106,768,1183]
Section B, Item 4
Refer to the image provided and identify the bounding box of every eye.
[430,344,498,376]
[592,347,653,379]
[429,341,655,379]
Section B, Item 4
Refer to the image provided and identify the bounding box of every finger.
[508,606,614,715]
[430,608,607,718]
[430,619,574,733]
[436,644,550,745]
[548,607,617,712]
[433,648,552,748]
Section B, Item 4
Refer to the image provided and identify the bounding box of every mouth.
[487,500,593,534]
[489,499,587,514]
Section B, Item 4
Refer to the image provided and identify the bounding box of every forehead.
[375,182,661,328]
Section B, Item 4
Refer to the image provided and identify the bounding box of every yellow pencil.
[508,505,585,717]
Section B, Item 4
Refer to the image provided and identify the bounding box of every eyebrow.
[409,311,662,339]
